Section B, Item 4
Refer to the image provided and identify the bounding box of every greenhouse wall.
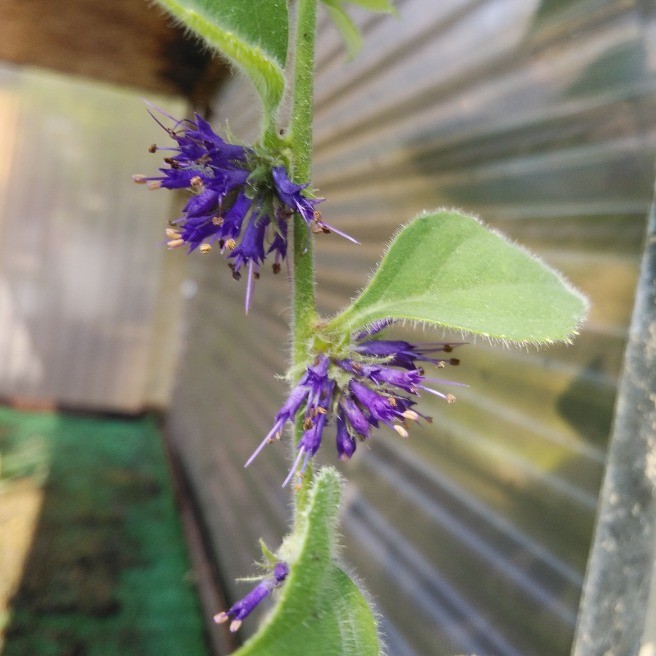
[0,65,184,412]
[165,1,656,654]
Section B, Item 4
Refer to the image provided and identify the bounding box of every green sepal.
[154,0,288,118]
[259,539,278,566]
[327,209,588,345]
[234,468,380,656]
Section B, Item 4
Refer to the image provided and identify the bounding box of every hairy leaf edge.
[327,208,590,347]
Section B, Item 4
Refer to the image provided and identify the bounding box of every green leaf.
[154,0,287,117]
[322,0,363,59]
[328,209,588,344]
[235,468,380,656]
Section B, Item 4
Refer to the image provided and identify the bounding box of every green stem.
[288,0,318,516]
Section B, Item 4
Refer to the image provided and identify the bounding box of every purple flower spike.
[246,321,465,484]
[136,110,357,309]
[214,561,289,632]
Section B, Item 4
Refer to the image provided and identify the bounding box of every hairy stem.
[288,0,318,514]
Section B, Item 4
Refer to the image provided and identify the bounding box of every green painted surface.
[0,407,209,656]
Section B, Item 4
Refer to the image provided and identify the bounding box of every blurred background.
[0,1,655,655]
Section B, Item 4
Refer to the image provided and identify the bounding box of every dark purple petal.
[271,165,308,196]
[184,189,220,216]
[204,166,250,195]
[338,394,371,437]
[155,167,206,190]
[267,221,288,269]
[180,215,221,249]
[278,384,312,421]
[367,366,423,392]
[336,413,357,460]
[348,379,398,424]
[273,562,289,582]
[228,215,269,273]
[220,191,252,239]
[272,166,320,224]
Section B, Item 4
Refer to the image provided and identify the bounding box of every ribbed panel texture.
[0,66,183,412]
[167,1,656,654]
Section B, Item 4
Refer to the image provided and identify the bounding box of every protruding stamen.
[165,228,181,239]
[245,261,256,314]
[132,174,147,184]
[244,426,280,468]
[213,613,242,633]
[200,243,212,253]
[283,448,306,488]
[167,238,184,249]
[393,424,409,438]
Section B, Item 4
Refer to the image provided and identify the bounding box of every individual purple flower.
[244,355,331,468]
[335,413,357,460]
[271,167,358,244]
[245,322,465,486]
[214,561,289,632]
[134,107,357,311]
[282,376,335,487]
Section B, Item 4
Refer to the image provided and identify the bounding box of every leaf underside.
[154,0,288,116]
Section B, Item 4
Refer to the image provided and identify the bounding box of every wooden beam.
[0,0,228,103]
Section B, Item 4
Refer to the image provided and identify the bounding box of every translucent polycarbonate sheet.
[0,65,184,412]
[166,1,656,653]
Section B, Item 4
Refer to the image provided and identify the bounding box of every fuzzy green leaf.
[154,0,287,116]
[235,468,380,656]
[328,210,588,344]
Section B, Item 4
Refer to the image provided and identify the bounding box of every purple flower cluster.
[134,108,356,311]
[246,321,463,486]
[214,561,289,632]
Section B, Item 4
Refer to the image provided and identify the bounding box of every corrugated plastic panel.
[166,1,656,654]
[0,65,184,412]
